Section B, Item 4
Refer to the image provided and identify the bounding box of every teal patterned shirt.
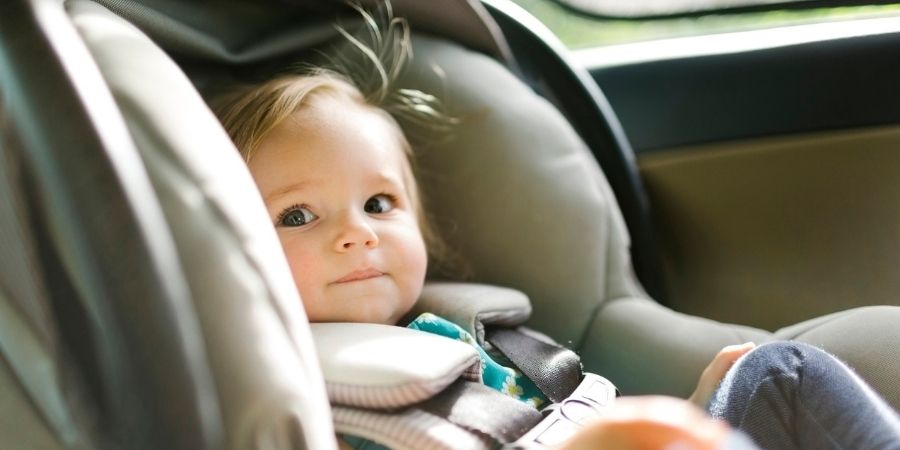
[407,312,547,409]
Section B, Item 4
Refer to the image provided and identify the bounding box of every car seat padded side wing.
[312,323,482,409]
[774,306,900,409]
[67,1,337,449]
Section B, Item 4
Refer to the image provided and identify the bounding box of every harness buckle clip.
[509,373,619,449]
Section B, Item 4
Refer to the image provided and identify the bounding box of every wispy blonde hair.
[211,3,456,273]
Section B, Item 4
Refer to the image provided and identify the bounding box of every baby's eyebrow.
[370,171,404,189]
[264,181,313,204]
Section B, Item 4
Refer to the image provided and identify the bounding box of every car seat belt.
[486,328,622,449]
[486,328,583,403]
[420,328,589,446]
[420,379,543,444]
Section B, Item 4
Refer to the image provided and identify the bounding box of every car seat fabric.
[0,293,78,450]
[771,305,900,410]
[395,33,774,393]
[3,0,229,447]
[0,111,79,448]
[84,0,510,65]
[66,1,338,449]
[398,34,642,344]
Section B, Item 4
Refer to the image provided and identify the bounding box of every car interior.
[1,0,898,449]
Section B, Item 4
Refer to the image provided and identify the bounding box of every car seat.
[2,0,900,449]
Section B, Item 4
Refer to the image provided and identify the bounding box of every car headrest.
[84,0,511,64]
[398,34,645,346]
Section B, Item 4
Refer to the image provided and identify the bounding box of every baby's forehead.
[299,90,389,123]
[260,97,403,160]
[287,94,407,150]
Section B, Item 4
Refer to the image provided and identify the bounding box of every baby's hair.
[212,2,457,274]
[214,2,455,161]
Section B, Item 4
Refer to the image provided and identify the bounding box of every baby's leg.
[708,341,900,450]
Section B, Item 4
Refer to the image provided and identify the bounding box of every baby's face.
[248,95,427,324]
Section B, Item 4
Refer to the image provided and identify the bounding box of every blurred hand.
[689,342,756,408]
[559,396,731,450]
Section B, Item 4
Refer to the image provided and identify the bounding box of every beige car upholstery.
[639,125,900,331]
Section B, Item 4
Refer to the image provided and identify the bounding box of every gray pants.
[709,341,900,450]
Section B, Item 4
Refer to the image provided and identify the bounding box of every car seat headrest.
[85,0,512,64]
[397,34,645,346]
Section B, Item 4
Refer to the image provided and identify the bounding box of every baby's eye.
[364,194,395,214]
[278,205,318,227]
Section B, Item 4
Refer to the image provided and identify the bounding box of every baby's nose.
[334,215,379,251]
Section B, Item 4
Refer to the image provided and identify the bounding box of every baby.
[211,10,900,450]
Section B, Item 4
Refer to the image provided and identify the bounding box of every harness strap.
[420,379,543,445]
[486,328,583,404]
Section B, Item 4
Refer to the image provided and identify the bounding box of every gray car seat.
[2,0,900,449]
[1,0,334,449]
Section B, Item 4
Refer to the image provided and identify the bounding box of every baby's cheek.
[292,274,328,323]
[280,241,325,316]
[280,235,318,277]
[403,235,429,302]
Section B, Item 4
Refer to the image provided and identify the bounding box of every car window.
[511,0,900,47]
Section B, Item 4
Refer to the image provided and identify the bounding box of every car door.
[517,0,900,330]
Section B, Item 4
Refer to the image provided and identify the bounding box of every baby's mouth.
[333,268,384,284]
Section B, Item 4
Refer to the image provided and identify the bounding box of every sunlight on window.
[511,0,900,47]
[559,0,812,18]
[574,14,900,67]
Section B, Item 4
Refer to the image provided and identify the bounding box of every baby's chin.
[306,297,414,325]
[308,312,405,325]
[358,303,414,326]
